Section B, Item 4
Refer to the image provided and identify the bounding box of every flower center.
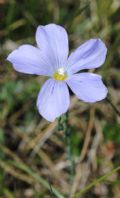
[53,67,67,81]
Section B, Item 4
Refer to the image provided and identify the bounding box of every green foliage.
[103,123,120,143]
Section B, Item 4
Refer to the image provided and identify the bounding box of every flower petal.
[67,73,108,103]
[36,24,69,69]
[7,44,54,76]
[67,39,107,74]
[37,79,70,122]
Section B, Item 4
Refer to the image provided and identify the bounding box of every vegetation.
[0,0,120,197]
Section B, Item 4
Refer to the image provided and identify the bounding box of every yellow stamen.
[53,67,67,81]
[53,72,67,81]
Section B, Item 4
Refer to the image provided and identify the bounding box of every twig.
[71,166,120,198]
[79,108,95,161]
[107,96,120,116]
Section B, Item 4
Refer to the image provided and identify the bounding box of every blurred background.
[0,0,120,197]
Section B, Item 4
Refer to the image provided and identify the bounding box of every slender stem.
[48,179,55,198]
[64,114,74,181]
[58,113,75,182]
[107,96,120,116]
[71,166,120,198]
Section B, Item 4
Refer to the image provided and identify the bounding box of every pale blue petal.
[67,39,107,74]
[7,45,54,76]
[36,24,69,69]
[67,73,108,103]
[37,79,70,122]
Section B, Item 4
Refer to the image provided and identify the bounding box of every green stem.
[71,166,120,198]
[58,113,75,182]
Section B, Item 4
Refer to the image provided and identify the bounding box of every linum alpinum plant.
[7,24,118,197]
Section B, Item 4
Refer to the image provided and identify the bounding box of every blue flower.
[7,24,108,122]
